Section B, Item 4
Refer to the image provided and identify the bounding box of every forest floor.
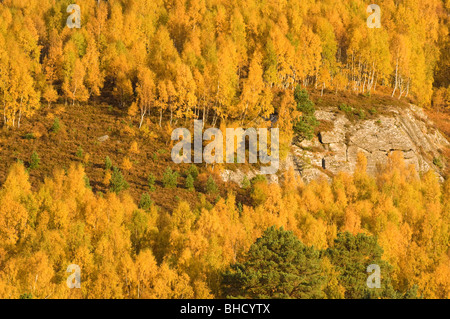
[309,85,413,119]
[0,100,245,212]
[0,87,447,212]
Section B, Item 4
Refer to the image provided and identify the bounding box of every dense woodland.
[0,0,449,299]
[0,152,448,298]
[0,0,449,130]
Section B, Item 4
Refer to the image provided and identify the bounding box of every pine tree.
[185,164,199,180]
[221,226,326,298]
[185,174,195,191]
[110,167,129,194]
[206,176,218,194]
[105,156,112,170]
[163,168,178,189]
[147,173,156,192]
[293,86,318,140]
[51,117,61,133]
[325,232,404,299]
[241,176,250,189]
[139,193,153,211]
[29,151,40,170]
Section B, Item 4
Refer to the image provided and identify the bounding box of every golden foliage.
[0,150,448,299]
[121,157,132,171]
[129,141,139,154]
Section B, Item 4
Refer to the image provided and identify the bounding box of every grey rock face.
[292,104,448,182]
[220,104,448,186]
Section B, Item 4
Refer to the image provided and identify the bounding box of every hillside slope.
[0,90,448,212]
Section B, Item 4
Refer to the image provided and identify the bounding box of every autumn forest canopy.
[0,0,449,129]
[0,152,449,299]
[0,0,449,300]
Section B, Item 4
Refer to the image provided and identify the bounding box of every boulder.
[98,135,109,142]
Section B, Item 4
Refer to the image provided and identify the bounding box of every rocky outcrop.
[293,104,448,182]
[221,104,449,186]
